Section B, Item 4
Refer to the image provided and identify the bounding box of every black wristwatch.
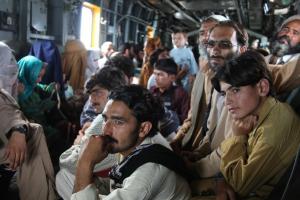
[10,125,28,136]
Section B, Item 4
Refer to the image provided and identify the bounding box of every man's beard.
[208,51,238,72]
[271,35,300,56]
[199,43,208,59]
[106,124,140,154]
[287,43,300,55]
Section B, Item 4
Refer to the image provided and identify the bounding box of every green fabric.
[37,82,56,93]
[18,84,57,137]
[18,55,43,101]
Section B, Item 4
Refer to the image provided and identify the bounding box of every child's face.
[172,33,186,48]
[220,81,262,120]
[153,69,175,91]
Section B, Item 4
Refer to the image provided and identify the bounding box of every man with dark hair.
[212,50,300,199]
[268,15,300,64]
[147,47,170,89]
[104,55,135,84]
[56,67,127,199]
[80,67,127,126]
[267,15,300,114]
[171,15,227,155]
[72,85,191,200]
[198,15,228,69]
[118,42,135,60]
[171,15,226,151]
[80,55,134,127]
[151,58,190,124]
[132,43,144,69]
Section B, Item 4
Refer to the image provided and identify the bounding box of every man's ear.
[138,121,152,138]
[257,78,270,96]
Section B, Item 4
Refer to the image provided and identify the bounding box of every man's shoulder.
[172,85,188,96]
[125,162,191,200]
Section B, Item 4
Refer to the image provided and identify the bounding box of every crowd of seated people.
[1,13,300,200]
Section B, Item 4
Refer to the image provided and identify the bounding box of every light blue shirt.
[170,47,198,91]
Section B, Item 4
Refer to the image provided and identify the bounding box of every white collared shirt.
[71,133,191,200]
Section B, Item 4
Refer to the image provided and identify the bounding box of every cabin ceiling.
[139,0,298,37]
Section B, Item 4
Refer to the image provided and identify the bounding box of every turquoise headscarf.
[18,55,44,101]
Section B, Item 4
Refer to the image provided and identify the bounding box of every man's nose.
[225,93,233,106]
[90,93,98,102]
[285,31,293,39]
[102,120,113,136]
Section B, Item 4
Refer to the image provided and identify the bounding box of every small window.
[80,2,101,48]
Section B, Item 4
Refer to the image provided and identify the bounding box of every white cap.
[207,14,229,22]
[280,15,300,30]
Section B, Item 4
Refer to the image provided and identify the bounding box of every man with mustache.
[56,66,128,200]
[267,15,300,114]
[198,15,228,69]
[72,85,191,200]
[80,55,135,129]
[171,14,227,162]
[172,20,248,180]
[268,15,300,64]
[80,67,127,128]
[184,20,248,177]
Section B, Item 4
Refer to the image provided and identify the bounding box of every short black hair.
[104,55,134,79]
[210,20,248,47]
[212,50,275,96]
[149,47,169,66]
[154,58,178,75]
[108,85,165,137]
[85,66,126,93]
[118,42,134,54]
[133,43,143,55]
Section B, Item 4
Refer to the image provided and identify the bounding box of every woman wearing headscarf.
[17,55,58,140]
[0,42,56,200]
[29,39,64,91]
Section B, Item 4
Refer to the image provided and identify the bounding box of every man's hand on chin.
[74,135,112,193]
[232,115,258,136]
[79,135,111,165]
